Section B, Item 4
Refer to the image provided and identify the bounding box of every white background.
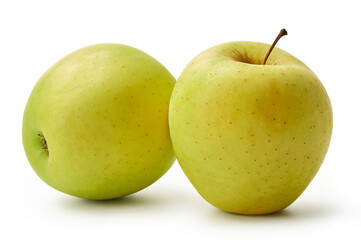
[1,0,360,239]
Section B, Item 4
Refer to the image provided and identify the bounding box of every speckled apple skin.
[169,41,332,214]
[23,44,176,199]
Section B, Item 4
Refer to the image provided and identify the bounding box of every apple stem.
[261,28,288,65]
[38,133,48,151]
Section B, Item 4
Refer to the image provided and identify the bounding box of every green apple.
[169,31,332,214]
[23,44,176,200]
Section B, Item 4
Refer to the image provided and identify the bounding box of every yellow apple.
[169,38,332,214]
[23,44,176,200]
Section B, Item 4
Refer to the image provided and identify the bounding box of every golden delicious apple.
[23,44,176,200]
[169,31,332,214]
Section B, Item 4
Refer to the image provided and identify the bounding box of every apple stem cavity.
[38,133,48,151]
[261,28,288,65]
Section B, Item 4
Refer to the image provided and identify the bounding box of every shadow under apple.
[55,183,195,215]
[56,192,169,214]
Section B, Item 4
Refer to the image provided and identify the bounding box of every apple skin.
[169,41,332,214]
[23,44,176,200]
